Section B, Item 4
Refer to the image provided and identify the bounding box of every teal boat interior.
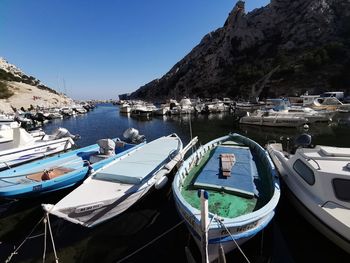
[181,136,275,219]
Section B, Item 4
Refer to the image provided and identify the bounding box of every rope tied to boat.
[5,212,59,263]
[213,214,251,263]
[42,213,59,263]
[5,216,45,263]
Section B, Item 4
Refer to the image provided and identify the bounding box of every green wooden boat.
[172,133,280,261]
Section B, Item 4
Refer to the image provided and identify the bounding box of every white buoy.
[303,124,309,130]
[198,189,209,263]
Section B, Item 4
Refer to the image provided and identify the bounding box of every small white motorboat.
[0,127,77,170]
[239,111,307,127]
[119,103,131,114]
[43,134,197,228]
[267,134,350,253]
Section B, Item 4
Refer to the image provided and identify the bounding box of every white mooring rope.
[5,213,59,263]
[215,217,251,263]
[5,216,45,263]
[46,213,59,262]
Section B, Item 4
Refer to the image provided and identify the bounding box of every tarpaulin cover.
[194,146,257,198]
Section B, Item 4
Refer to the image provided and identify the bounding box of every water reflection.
[1,104,350,262]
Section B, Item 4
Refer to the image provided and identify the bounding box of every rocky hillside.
[0,57,72,113]
[129,0,350,100]
[0,57,60,96]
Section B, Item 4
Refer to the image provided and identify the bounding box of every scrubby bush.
[0,81,14,99]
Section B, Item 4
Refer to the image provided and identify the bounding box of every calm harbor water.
[1,103,350,262]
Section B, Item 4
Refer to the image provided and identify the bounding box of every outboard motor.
[294,133,312,149]
[97,139,116,156]
[89,138,116,164]
[123,128,145,144]
[51,127,80,140]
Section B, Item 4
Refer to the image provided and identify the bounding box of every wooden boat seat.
[220,153,236,177]
[26,167,74,182]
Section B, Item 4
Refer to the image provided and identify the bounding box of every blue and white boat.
[0,138,143,199]
[172,133,280,262]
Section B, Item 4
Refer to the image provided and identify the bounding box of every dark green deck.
[181,141,272,218]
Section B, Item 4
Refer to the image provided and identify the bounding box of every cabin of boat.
[267,138,350,253]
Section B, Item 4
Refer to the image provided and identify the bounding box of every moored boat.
[267,134,350,253]
[239,111,307,127]
[0,138,142,198]
[0,127,78,171]
[172,133,280,261]
[42,134,195,228]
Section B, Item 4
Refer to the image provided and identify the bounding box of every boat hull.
[44,134,184,227]
[173,133,280,261]
[240,116,306,127]
[0,138,74,171]
[173,190,275,261]
[267,144,350,253]
[0,140,141,198]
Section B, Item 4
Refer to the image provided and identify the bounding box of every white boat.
[48,108,63,119]
[60,107,75,117]
[267,134,350,253]
[153,106,169,116]
[0,113,15,123]
[72,105,88,114]
[267,98,334,123]
[0,127,77,170]
[172,133,280,262]
[239,111,307,127]
[270,107,334,123]
[42,134,196,228]
[312,97,350,112]
[130,103,154,117]
[206,100,227,113]
[119,103,131,114]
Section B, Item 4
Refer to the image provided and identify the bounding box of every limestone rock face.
[129,0,350,100]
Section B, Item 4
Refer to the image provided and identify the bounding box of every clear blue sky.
[0,0,270,100]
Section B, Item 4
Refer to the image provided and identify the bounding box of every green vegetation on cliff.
[0,81,13,99]
[0,68,59,95]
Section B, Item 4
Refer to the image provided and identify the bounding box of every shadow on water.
[1,104,350,262]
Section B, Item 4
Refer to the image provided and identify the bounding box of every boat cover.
[95,137,179,184]
[194,145,257,198]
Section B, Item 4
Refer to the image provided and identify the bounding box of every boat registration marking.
[235,220,258,233]
[33,185,42,191]
[75,203,104,213]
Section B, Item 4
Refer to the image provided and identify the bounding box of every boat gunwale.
[46,134,183,227]
[172,133,280,229]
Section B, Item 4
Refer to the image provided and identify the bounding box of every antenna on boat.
[188,111,194,154]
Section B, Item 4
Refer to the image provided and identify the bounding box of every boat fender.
[155,176,168,190]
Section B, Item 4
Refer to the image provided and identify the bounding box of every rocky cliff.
[129,0,350,100]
